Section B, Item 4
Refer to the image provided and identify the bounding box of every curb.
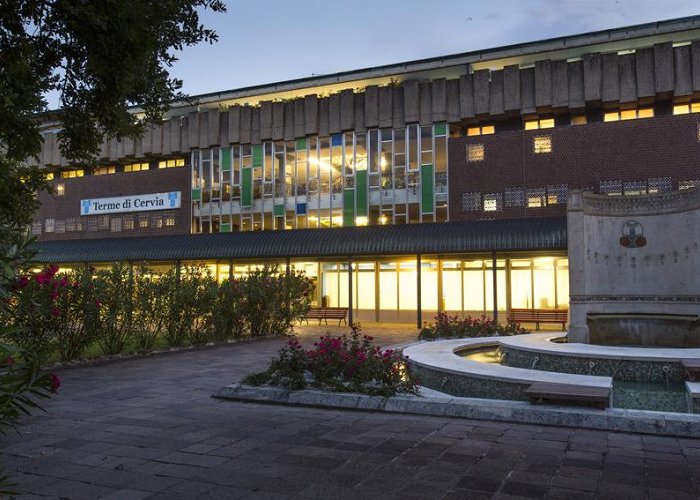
[213,383,700,437]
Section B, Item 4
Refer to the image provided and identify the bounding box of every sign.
[80,192,181,216]
[620,220,647,248]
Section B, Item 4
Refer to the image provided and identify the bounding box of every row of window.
[33,212,177,235]
[467,135,552,162]
[457,106,661,138]
[43,158,185,180]
[461,178,697,213]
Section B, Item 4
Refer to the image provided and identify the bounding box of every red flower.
[95,300,102,308]
[51,307,61,317]
[49,373,61,393]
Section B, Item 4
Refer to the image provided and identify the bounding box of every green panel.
[356,170,368,217]
[343,189,355,227]
[242,168,252,207]
[191,188,201,201]
[221,148,231,171]
[273,204,285,217]
[421,164,434,214]
[434,122,447,136]
[295,138,307,151]
[252,144,263,167]
[220,223,231,233]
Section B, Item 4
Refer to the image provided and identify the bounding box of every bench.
[682,359,700,381]
[304,307,348,326]
[508,308,568,330]
[525,382,610,409]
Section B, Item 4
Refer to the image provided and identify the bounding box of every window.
[31,221,42,235]
[467,144,485,162]
[55,183,65,196]
[139,216,149,228]
[679,180,698,190]
[533,135,552,154]
[60,169,84,178]
[547,184,568,204]
[527,188,546,208]
[483,193,502,212]
[123,217,135,230]
[55,220,65,234]
[525,118,554,130]
[604,108,654,122]
[124,162,149,172]
[44,172,55,181]
[110,217,122,232]
[600,180,623,196]
[462,192,481,212]
[648,177,672,193]
[158,158,185,169]
[98,215,110,231]
[93,166,115,175]
[505,187,526,207]
[570,115,587,125]
[165,215,176,226]
[623,181,646,196]
[44,218,55,233]
[467,125,495,136]
[66,217,80,232]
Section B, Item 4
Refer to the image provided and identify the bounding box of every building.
[30,16,700,326]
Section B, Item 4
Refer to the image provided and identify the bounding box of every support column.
[175,260,181,284]
[127,262,134,323]
[491,252,498,322]
[228,259,233,279]
[416,254,422,328]
[347,258,353,326]
[374,261,380,322]
[437,258,444,313]
[285,257,291,277]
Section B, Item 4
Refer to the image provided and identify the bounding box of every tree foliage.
[0,0,226,163]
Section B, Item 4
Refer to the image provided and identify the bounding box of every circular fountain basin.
[403,334,700,412]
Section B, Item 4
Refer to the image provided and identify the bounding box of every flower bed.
[419,312,528,341]
[244,325,419,397]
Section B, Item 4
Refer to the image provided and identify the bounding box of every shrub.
[238,264,313,337]
[95,263,133,355]
[7,265,101,362]
[245,324,419,397]
[132,266,169,351]
[210,277,245,341]
[419,312,528,340]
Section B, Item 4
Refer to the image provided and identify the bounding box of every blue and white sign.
[80,191,181,216]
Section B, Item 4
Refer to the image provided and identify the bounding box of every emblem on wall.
[620,220,646,248]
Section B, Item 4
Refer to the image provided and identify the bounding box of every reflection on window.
[158,158,185,169]
[570,115,587,125]
[525,118,554,130]
[60,169,84,178]
[125,162,149,172]
[604,108,654,121]
[467,125,495,136]
[93,166,115,175]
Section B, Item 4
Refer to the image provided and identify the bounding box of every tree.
[0,0,226,164]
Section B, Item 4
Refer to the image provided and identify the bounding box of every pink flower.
[49,373,61,393]
[50,290,59,300]
[16,276,29,288]
[95,300,102,308]
[51,307,61,317]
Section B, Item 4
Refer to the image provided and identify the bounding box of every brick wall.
[36,167,191,240]
[448,113,700,221]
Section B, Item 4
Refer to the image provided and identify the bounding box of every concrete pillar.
[491,252,498,322]
[416,254,422,329]
[347,259,353,326]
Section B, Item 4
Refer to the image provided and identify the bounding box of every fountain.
[404,186,700,413]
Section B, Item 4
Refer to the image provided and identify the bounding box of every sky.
[47,0,700,108]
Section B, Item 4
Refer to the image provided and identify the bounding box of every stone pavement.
[2,326,700,499]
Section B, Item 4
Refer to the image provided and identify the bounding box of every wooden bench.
[508,308,568,330]
[525,382,610,409]
[682,359,700,381]
[304,307,348,326]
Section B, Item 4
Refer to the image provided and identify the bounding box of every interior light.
[355,216,368,226]
[379,215,389,224]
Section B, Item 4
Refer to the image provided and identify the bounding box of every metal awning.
[33,217,567,263]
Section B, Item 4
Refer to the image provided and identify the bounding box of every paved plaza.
[2,325,700,499]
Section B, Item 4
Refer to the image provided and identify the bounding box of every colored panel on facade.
[191,188,201,201]
[331,134,343,146]
[296,138,308,151]
[220,223,231,233]
[296,202,307,215]
[343,189,355,226]
[356,170,368,217]
[252,144,263,167]
[221,148,231,171]
[273,204,285,217]
[242,168,252,206]
[434,122,447,136]
[421,164,434,214]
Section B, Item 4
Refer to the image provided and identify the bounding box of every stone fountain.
[567,186,700,347]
